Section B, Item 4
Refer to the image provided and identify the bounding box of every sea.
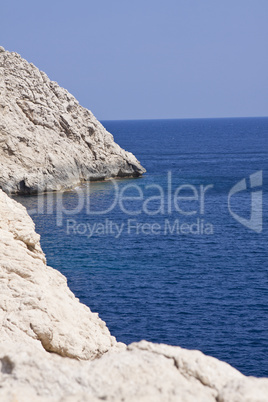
[16,117,268,377]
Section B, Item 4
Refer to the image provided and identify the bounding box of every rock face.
[0,47,145,195]
[0,46,267,401]
[1,191,268,401]
[0,189,118,359]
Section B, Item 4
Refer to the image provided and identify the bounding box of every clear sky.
[1,0,268,120]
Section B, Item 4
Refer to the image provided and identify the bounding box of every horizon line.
[100,115,268,122]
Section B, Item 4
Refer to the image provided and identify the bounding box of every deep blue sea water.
[16,117,268,377]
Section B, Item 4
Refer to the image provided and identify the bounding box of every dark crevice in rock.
[18,180,33,195]
[1,356,14,374]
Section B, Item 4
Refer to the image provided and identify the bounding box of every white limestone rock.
[218,377,268,402]
[1,340,268,402]
[0,48,145,195]
[0,189,117,359]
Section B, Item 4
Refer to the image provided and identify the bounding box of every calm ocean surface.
[16,117,268,377]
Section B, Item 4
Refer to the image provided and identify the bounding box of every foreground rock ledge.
[0,193,268,401]
[0,47,145,195]
[0,189,118,360]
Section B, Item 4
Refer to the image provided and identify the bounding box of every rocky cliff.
[0,47,268,401]
[0,190,268,401]
[0,189,118,360]
[0,46,145,195]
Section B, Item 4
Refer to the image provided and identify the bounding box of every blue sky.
[1,0,268,120]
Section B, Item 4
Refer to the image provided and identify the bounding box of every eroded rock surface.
[0,50,267,399]
[0,189,117,359]
[0,46,145,195]
[1,340,268,402]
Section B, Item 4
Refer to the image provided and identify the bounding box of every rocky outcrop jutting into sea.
[0,46,145,195]
[1,191,268,401]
